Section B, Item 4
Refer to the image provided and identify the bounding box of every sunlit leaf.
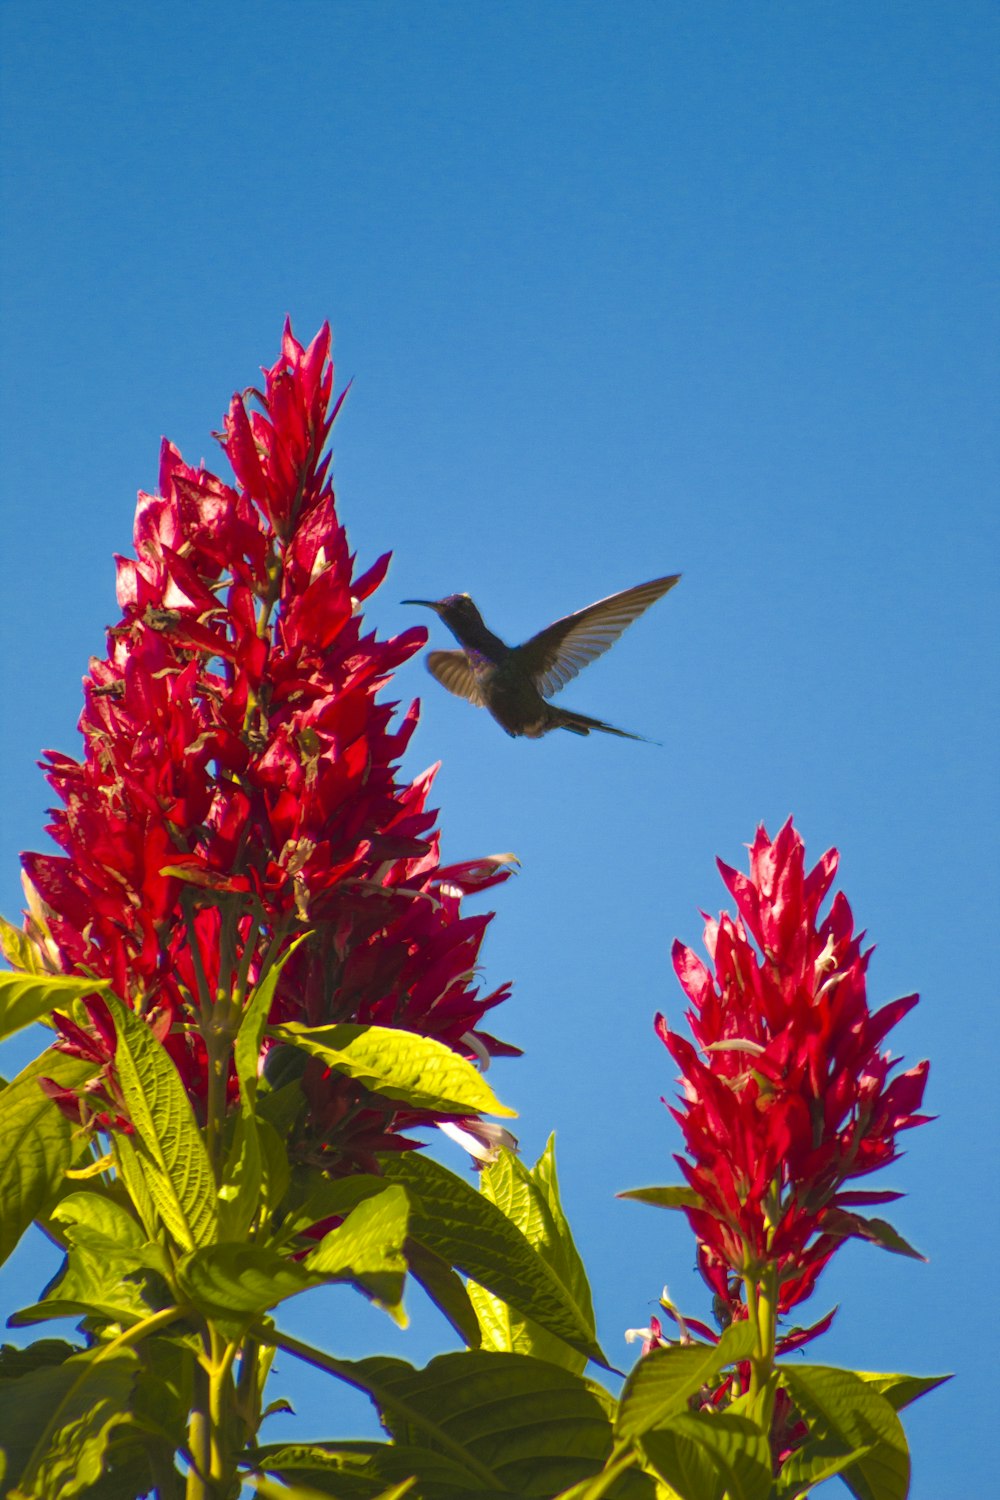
[0,915,47,975]
[779,1363,910,1500]
[178,1242,315,1320]
[236,940,304,1108]
[468,1138,595,1374]
[0,1048,96,1268]
[855,1370,952,1411]
[382,1152,608,1367]
[106,995,217,1252]
[271,1021,515,1119]
[306,1185,410,1320]
[0,972,109,1045]
[615,1322,758,1442]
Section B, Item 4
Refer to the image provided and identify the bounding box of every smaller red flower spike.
[658,819,930,1319]
[20,323,515,1164]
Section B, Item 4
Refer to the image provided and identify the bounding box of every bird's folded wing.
[514,574,681,698]
[426,650,486,706]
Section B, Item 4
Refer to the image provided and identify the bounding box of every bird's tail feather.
[552,707,656,743]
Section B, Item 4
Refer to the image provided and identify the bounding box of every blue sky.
[0,3,996,1493]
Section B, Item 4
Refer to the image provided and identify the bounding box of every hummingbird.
[403,574,680,740]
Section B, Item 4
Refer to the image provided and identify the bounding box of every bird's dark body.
[403,574,680,741]
[472,658,555,739]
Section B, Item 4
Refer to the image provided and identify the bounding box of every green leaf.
[105,994,218,1252]
[180,1185,411,1322]
[113,1132,160,1241]
[404,1238,482,1349]
[641,1407,773,1500]
[636,1423,722,1500]
[779,1363,910,1500]
[306,1185,411,1319]
[0,972,110,1044]
[10,1189,171,1327]
[855,1370,952,1411]
[0,1048,97,1268]
[381,1151,608,1368]
[468,1138,596,1374]
[823,1209,926,1260]
[0,916,46,974]
[178,1241,315,1320]
[274,1168,384,1244]
[236,939,305,1107]
[0,1341,80,1379]
[615,1321,758,1442]
[253,1441,446,1498]
[50,1188,158,1259]
[253,1471,416,1500]
[0,1348,138,1499]
[774,1442,874,1498]
[271,1021,516,1119]
[616,1185,703,1212]
[218,1103,264,1241]
[281,1349,642,1497]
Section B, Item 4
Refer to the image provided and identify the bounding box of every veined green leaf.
[271,1021,515,1119]
[180,1185,411,1322]
[0,1048,97,1267]
[51,1188,148,1252]
[469,1138,595,1374]
[12,1190,168,1329]
[306,1185,410,1320]
[252,1436,476,1496]
[0,1347,138,1499]
[257,1346,650,1498]
[0,972,109,1044]
[106,994,217,1252]
[641,1407,773,1500]
[779,1363,911,1500]
[114,1132,160,1241]
[616,1321,758,1442]
[178,1241,316,1321]
[382,1152,608,1368]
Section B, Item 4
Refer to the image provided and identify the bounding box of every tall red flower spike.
[657,819,930,1329]
[21,322,514,1168]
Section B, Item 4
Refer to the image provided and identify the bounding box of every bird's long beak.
[401,599,440,612]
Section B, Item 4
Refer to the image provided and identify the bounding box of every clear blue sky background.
[1,4,996,1495]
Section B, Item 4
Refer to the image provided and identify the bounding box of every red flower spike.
[659,822,929,1328]
[19,323,514,1161]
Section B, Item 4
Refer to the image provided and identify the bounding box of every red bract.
[657,819,929,1322]
[20,322,514,1163]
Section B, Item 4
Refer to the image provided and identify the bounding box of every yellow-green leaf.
[271,1022,515,1119]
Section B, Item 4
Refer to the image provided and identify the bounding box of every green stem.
[744,1262,779,1434]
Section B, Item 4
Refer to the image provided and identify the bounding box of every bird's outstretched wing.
[426,650,486,706]
[513,574,681,698]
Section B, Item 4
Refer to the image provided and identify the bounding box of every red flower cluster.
[21,323,513,1164]
[658,819,929,1321]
